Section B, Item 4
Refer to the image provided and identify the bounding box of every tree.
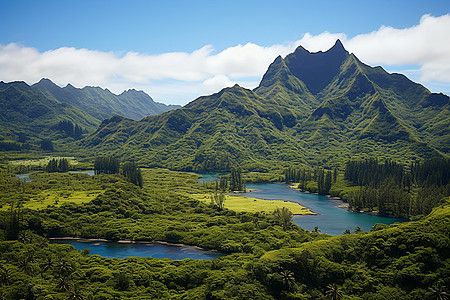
[428,284,450,300]
[324,170,332,194]
[325,283,343,300]
[210,191,225,210]
[280,270,295,291]
[230,166,244,191]
[274,207,293,230]
[121,161,143,187]
[0,266,13,286]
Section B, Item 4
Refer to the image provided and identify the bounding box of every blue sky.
[1,0,450,105]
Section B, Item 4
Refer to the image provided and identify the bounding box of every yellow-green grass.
[1,190,103,210]
[9,156,79,167]
[192,193,315,215]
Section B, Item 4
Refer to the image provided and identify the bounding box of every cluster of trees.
[93,156,120,175]
[230,166,244,191]
[0,140,22,151]
[344,158,450,217]
[121,161,143,188]
[94,156,142,187]
[344,159,409,188]
[193,151,231,172]
[45,158,70,173]
[40,139,54,152]
[213,166,245,192]
[54,120,84,138]
[285,167,337,195]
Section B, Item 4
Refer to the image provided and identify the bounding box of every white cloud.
[1,13,450,105]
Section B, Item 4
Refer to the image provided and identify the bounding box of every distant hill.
[0,79,179,149]
[81,40,449,171]
[33,78,180,121]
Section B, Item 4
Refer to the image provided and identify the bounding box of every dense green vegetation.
[344,158,450,218]
[0,165,449,299]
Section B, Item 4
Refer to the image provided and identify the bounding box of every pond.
[197,172,228,184]
[50,239,224,260]
[243,183,407,236]
[15,170,95,182]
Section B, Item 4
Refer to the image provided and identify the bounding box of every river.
[243,183,406,236]
[196,173,406,236]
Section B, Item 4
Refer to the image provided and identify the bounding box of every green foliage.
[121,161,143,188]
[94,156,120,175]
[45,158,70,172]
[343,158,450,217]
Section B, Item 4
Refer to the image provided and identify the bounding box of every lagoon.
[243,183,407,236]
[50,239,224,260]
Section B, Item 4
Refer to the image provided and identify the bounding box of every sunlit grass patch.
[192,193,315,215]
[1,190,103,210]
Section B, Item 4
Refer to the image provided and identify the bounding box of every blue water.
[197,172,228,183]
[241,183,407,236]
[15,173,32,182]
[50,240,223,260]
[68,170,95,176]
[15,170,95,182]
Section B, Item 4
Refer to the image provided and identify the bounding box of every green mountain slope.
[33,78,180,120]
[0,79,180,149]
[80,40,449,170]
[0,81,100,144]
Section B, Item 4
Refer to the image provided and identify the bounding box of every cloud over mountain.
[1,14,449,104]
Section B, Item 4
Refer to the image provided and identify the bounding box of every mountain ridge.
[80,40,448,170]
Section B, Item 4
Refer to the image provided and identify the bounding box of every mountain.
[81,40,449,170]
[33,78,180,120]
[0,79,180,149]
[0,80,100,146]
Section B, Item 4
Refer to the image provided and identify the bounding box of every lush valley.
[0,39,449,299]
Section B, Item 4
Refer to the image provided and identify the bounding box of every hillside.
[81,40,449,170]
[0,81,100,147]
[0,79,179,149]
[33,78,180,120]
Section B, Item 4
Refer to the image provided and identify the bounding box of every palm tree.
[280,270,295,291]
[39,256,54,278]
[428,284,450,300]
[325,283,343,300]
[55,258,73,278]
[18,255,34,275]
[67,284,85,300]
[274,207,293,230]
[0,265,13,286]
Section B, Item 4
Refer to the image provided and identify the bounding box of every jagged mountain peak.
[280,40,350,94]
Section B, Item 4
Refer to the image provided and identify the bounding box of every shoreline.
[48,237,218,252]
[286,183,407,219]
